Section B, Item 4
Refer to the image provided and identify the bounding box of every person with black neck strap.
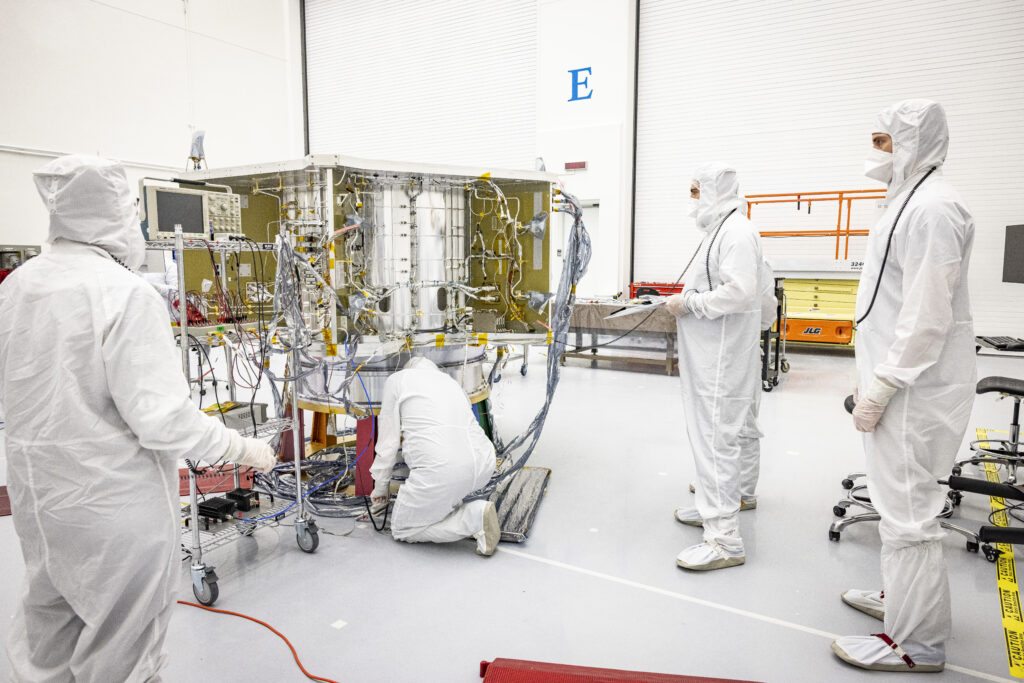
[832,99,976,673]
[665,163,772,571]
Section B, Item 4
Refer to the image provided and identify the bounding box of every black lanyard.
[855,167,936,326]
[703,208,736,292]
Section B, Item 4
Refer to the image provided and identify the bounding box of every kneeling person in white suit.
[370,357,500,555]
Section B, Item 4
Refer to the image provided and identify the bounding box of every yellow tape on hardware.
[978,428,1024,678]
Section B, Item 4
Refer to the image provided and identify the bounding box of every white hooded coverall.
[370,358,496,543]
[0,156,247,682]
[855,100,975,655]
[677,164,771,556]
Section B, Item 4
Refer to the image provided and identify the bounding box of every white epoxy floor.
[1,348,1023,682]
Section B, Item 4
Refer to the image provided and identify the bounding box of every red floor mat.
[0,486,10,517]
[480,659,760,682]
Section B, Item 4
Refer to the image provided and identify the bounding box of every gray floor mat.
[489,466,551,543]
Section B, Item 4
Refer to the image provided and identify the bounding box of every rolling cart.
[156,229,321,606]
[762,277,789,392]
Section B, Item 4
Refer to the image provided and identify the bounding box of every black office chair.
[949,376,1024,490]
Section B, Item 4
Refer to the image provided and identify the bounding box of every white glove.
[224,430,277,473]
[370,481,390,506]
[149,281,175,297]
[852,377,898,433]
[665,294,688,317]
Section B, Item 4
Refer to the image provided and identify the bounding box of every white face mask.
[687,197,699,218]
[864,147,893,184]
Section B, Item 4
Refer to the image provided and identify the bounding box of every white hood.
[873,99,948,200]
[691,163,746,232]
[33,154,145,270]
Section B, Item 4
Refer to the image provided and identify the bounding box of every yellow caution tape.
[435,334,445,348]
[472,333,488,346]
[978,428,1024,678]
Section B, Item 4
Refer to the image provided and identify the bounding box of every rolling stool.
[829,394,981,552]
[948,377,1024,508]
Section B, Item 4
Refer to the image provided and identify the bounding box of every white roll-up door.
[634,0,1024,332]
[304,0,538,170]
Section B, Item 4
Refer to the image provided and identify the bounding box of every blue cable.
[237,340,376,523]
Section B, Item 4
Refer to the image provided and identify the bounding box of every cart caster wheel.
[520,365,528,377]
[297,527,320,553]
[762,381,773,392]
[947,491,963,507]
[951,466,962,476]
[773,377,779,386]
[829,530,841,542]
[833,505,846,517]
[841,478,854,490]
[193,578,219,606]
[966,540,979,553]
[983,544,1001,562]
[781,359,790,373]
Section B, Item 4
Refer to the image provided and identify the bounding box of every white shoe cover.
[841,589,884,621]
[831,635,944,672]
[673,506,703,526]
[475,502,500,556]
[675,542,745,571]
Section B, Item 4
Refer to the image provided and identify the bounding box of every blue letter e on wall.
[568,67,593,102]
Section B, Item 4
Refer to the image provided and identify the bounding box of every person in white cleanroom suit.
[831,100,975,673]
[0,155,277,683]
[370,356,500,555]
[678,258,776,519]
[664,163,771,571]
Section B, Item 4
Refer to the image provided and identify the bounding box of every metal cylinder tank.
[296,346,489,412]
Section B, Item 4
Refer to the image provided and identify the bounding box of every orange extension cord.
[178,600,339,683]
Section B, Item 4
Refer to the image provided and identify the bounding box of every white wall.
[536,0,636,297]
[304,0,538,169]
[0,0,304,247]
[633,0,1024,334]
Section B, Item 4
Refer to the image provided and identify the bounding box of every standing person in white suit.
[665,163,771,571]
[0,155,276,683]
[832,99,976,673]
[680,258,776,517]
[370,356,500,555]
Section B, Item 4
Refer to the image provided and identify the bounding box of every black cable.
[188,334,225,425]
[704,208,735,292]
[362,496,391,532]
[855,167,937,326]
[192,334,205,410]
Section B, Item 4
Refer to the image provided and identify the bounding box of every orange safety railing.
[746,189,885,260]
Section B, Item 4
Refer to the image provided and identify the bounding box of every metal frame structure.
[746,189,886,260]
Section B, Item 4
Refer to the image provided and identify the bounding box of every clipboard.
[603,298,666,320]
